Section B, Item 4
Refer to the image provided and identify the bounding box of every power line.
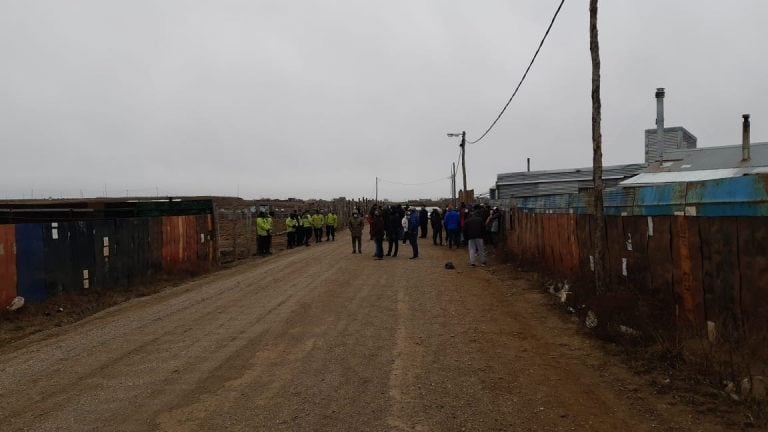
[378,175,451,186]
[467,0,566,145]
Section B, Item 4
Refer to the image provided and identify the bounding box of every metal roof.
[496,163,646,185]
[659,142,768,169]
[495,163,646,199]
[621,142,768,186]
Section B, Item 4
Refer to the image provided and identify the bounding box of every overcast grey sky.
[1,0,766,201]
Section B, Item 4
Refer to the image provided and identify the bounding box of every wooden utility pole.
[451,162,457,207]
[590,0,606,294]
[460,131,467,193]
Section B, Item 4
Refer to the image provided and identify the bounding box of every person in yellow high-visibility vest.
[300,210,313,246]
[311,210,325,243]
[256,211,270,256]
[266,211,274,254]
[325,210,338,241]
[286,210,298,249]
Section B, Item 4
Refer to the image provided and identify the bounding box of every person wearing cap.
[325,209,338,241]
[348,210,365,253]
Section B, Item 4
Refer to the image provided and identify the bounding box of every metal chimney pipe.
[655,88,665,161]
[527,158,531,172]
[742,114,751,161]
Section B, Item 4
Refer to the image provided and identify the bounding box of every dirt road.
[0,232,732,431]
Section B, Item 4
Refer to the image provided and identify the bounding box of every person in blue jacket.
[443,206,461,249]
[407,208,420,259]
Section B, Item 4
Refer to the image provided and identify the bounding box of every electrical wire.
[377,175,451,186]
[467,0,566,145]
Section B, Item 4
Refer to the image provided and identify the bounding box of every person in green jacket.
[286,210,299,249]
[300,210,313,247]
[256,211,270,256]
[311,210,325,243]
[325,210,338,241]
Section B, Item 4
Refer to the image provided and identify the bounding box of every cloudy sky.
[1,0,766,201]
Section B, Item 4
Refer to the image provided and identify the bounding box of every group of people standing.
[256,209,338,256]
[256,203,502,268]
[285,209,338,249]
[362,203,502,267]
[367,204,422,259]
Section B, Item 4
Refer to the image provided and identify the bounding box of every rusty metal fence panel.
[503,208,768,334]
[0,225,17,308]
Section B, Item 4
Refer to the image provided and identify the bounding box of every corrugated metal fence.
[0,214,214,307]
[500,175,768,335]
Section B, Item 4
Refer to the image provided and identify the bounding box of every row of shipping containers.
[0,215,214,309]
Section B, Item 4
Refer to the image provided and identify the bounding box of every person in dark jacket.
[419,206,429,238]
[371,209,385,259]
[430,208,443,245]
[407,209,420,258]
[485,207,501,246]
[348,211,365,253]
[385,207,400,257]
[463,210,487,266]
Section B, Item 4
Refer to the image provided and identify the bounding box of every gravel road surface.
[0,232,731,431]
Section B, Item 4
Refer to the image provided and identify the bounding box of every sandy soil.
[0,232,744,431]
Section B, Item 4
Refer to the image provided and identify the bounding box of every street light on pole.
[447,131,467,194]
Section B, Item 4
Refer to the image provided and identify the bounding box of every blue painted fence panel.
[15,223,47,303]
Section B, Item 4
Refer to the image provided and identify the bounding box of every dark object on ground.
[444,262,455,270]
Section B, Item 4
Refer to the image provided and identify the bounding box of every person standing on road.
[348,210,364,254]
[368,204,378,240]
[407,208,420,259]
[266,211,274,255]
[312,210,325,243]
[485,207,501,246]
[444,206,460,249]
[385,206,400,257]
[286,211,298,249]
[256,211,270,256]
[430,208,443,246]
[301,210,313,247]
[419,206,429,238]
[371,209,385,259]
[463,210,487,266]
[325,210,338,241]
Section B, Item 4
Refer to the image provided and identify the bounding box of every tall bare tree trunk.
[590,0,606,294]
